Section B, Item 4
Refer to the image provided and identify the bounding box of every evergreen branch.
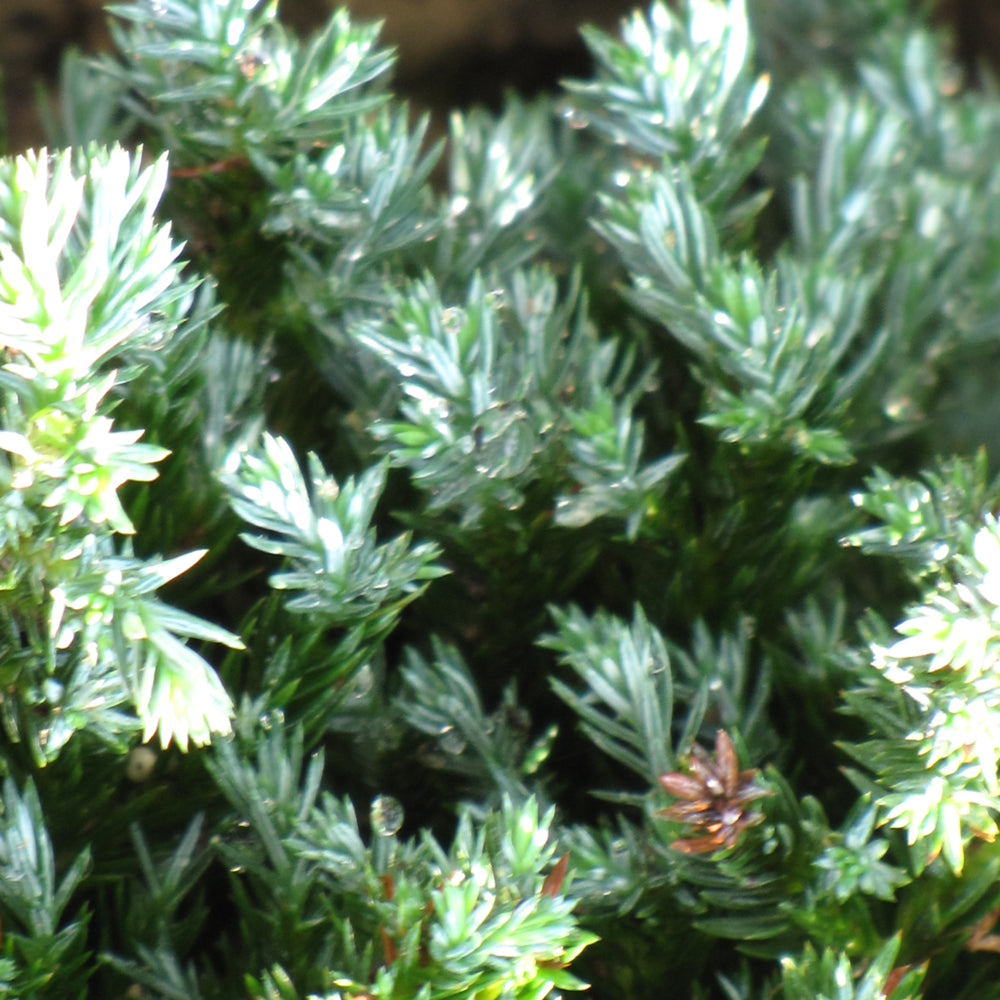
[0,145,238,756]
[780,935,925,1000]
[207,723,595,998]
[843,454,994,576]
[0,146,186,384]
[785,86,907,269]
[0,777,90,938]
[222,432,445,626]
[126,815,212,942]
[566,0,769,209]
[813,796,907,903]
[435,98,561,282]
[103,945,205,1000]
[11,0,1000,994]
[397,638,552,803]
[560,819,652,915]
[555,392,685,540]
[667,616,774,758]
[542,603,684,783]
[599,162,882,464]
[844,489,1000,873]
[101,0,394,163]
[0,777,92,996]
[262,105,442,320]
[355,266,678,533]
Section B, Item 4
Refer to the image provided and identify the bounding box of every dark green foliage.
[4,0,1000,997]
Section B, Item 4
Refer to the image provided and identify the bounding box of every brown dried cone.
[658,730,771,855]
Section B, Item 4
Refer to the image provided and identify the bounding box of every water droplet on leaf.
[259,708,284,731]
[609,838,629,862]
[371,794,404,837]
[439,729,467,755]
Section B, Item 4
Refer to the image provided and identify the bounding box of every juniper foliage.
[2,0,1000,997]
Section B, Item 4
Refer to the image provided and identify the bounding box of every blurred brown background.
[1,0,999,153]
[936,0,1000,84]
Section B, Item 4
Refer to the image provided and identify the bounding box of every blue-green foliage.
[5,0,1000,997]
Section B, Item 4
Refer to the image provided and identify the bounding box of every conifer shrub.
[3,0,1000,996]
